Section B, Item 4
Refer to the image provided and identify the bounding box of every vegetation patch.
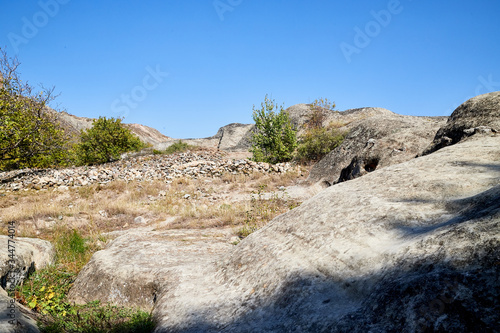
[295,98,347,164]
[153,140,198,155]
[12,228,154,332]
[236,184,300,238]
[250,95,297,164]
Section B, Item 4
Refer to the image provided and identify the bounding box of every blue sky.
[1,0,499,138]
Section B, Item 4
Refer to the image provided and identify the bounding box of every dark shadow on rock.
[160,251,499,332]
[157,185,499,332]
[394,185,500,237]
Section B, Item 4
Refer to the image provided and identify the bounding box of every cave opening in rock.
[364,158,379,172]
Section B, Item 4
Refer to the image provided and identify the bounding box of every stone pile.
[0,151,295,192]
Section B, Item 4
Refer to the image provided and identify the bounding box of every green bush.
[295,98,346,164]
[76,117,145,165]
[154,140,196,155]
[250,95,297,164]
[295,126,346,164]
[13,228,154,333]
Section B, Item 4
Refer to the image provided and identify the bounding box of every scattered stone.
[0,151,294,192]
[134,216,147,224]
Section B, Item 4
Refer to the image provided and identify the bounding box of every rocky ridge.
[52,109,171,146]
[0,150,295,192]
[422,91,500,155]
[307,108,447,185]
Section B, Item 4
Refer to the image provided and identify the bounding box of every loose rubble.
[0,150,295,192]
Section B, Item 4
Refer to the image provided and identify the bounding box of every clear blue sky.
[1,0,499,138]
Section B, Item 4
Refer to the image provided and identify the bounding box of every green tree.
[0,49,68,170]
[250,95,297,164]
[76,117,145,165]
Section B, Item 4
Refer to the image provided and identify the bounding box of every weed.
[236,184,299,238]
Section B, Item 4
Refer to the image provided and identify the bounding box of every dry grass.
[0,165,308,241]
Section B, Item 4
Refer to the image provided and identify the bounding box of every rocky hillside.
[52,109,171,145]
[0,150,295,192]
[1,92,498,332]
[307,109,447,185]
[64,93,499,332]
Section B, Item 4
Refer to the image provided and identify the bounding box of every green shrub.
[295,127,346,164]
[250,95,297,164]
[76,117,145,165]
[154,140,196,155]
[294,97,345,164]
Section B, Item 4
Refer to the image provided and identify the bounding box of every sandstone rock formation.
[214,123,254,152]
[65,131,499,331]
[149,134,499,332]
[422,91,500,155]
[307,107,446,185]
[67,228,236,311]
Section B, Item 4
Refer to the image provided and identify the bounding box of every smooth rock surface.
[67,228,235,311]
[151,134,499,332]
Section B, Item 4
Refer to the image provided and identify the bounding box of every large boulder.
[151,134,499,332]
[0,236,53,333]
[0,236,55,290]
[422,91,500,155]
[67,228,235,311]
[214,123,254,151]
[152,123,254,152]
[307,108,446,185]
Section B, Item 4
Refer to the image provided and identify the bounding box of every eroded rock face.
[151,134,499,332]
[422,91,500,155]
[0,236,55,290]
[215,123,254,152]
[307,109,446,185]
